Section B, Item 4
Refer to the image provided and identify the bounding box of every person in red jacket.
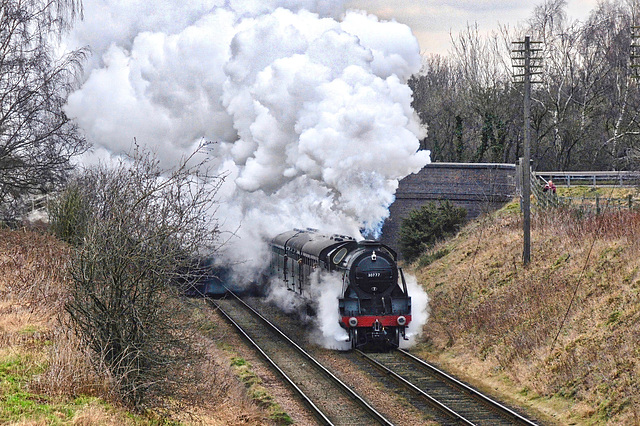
[543,179,557,194]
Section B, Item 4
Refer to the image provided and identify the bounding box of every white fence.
[534,171,640,187]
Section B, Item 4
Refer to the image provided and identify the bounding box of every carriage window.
[333,248,347,264]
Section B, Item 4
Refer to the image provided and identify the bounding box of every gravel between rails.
[216,296,391,425]
[363,350,536,425]
[206,302,321,425]
[242,296,439,426]
[212,293,540,425]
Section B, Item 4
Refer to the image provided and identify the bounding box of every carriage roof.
[271,229,356,258]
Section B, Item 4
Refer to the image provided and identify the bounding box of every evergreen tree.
[399,201,467,263]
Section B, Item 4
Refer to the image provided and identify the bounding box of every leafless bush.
[63,144,224,408]
[534,207,640,243]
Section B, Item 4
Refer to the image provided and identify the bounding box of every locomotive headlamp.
[397,316,407,326]
[371,251,377,261]
[348,317,358,327]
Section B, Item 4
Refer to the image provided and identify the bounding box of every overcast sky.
[344,0,600,55]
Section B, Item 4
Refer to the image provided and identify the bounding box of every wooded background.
[411,0,640,172]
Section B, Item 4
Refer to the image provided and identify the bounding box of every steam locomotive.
[270,229,411,349]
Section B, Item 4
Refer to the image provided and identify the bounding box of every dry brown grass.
[411,203,640,425]
[0,228,99,400]
[0,228,69,364]
[0,228,269,425]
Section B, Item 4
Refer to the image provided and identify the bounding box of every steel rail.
[398,349,539,426]
[213,291,394,426]
[210,298,333,425]
[355,349,475,425]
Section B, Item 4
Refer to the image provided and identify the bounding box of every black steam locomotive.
[270,229,411,349]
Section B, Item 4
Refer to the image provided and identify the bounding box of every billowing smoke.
[264,270,351,350]
[66,0,429,267]
[310,271,351,351]
[64,1,430,346]
[401,273,430,348]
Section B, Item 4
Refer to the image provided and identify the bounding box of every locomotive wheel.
[392,327,400,348]
[350,328,358,350]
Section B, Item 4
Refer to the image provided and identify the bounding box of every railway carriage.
[270,228,411,349]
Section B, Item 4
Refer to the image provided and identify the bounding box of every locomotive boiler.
[270,229,411,349]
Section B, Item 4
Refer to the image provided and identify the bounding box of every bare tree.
[59,144,224,408]
[529,0,640,170]
[409,55,463,161]
[582,0,640,169]
[411,23,521,163]
[0,0,88,215]
[411,0,640,171]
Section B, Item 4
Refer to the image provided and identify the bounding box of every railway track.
[352,349,539,425]
[211,292,393,426]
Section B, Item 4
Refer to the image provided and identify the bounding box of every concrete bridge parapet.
[380,162,516,254]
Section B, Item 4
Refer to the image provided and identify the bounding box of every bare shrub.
[62,144,224,409]
[534,207,640,243]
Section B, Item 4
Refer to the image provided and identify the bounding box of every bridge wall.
[380,163,516,254]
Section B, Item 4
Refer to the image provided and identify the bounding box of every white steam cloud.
[65,0,429,273]
[310,271,351,351]
[264,270,350,350]
[65,0,431,348]
[401,273,430,348]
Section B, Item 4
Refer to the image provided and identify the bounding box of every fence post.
[629,194,633,210]
[516,159,523,196]
[596,194,600,214]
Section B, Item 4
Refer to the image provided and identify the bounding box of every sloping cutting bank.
[410,198,640,425]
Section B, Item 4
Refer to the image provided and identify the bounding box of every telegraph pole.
[512,36,542,265]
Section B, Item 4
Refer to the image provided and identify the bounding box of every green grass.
[418,247,450,267]
[0,354,46,386]
[0,355,135,425]
[19,325,42,334]
[497,198,521,214]
[0,354,76,424]
[556,185,640,201]
[229,356,292,425]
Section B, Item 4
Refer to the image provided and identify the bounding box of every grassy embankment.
[0,227,284,425]
[410,186,640,425]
